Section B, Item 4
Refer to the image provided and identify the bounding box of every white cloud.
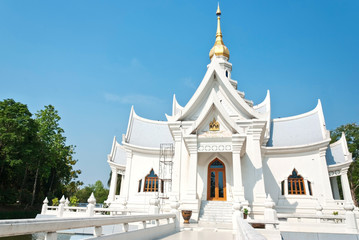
[183,77,197,90]
[104,93,163,105]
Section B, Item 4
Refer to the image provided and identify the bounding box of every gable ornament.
[209,118,220,131]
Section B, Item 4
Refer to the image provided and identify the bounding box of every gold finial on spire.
[209,3,230,60]
[216,3,221,15]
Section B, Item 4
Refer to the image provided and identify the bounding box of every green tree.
[51,197,59,206]
[0,99,81,207]
[34,105,80,205]
[69,196,79,206]
[0,99,38,204]
[76,181,109,204]
[331,123,359,205]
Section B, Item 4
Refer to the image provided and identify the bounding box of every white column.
[120,150,133,203]
[107,167,118,202]
[330,177,340,200]
[232,134,246,202]
[120,173,125,195]
[319,147,334,201]
[184,135,198,199]
[341,167,352,202]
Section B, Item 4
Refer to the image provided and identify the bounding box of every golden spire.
[209,3,230,60]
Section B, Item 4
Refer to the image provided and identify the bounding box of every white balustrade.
[0,213,176,239]
[234,214,267,240]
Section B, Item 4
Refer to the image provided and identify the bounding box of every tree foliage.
[75,180,109,204]
[331,123,359,205]
[0,99,81,207]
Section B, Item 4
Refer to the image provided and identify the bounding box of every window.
[287,169,305,195]
[143,169,163,193]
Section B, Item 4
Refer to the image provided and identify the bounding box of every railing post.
[123,223,129,232]
[45,232,57,240]
[315,200,323,223]
[65,197,70,211]
[41,197,49,214]
[142,221,147,229]
[149,197,159,214]
[170,197,180,230]
[344,201,358,231]
[87,192,96,217]
[94,226,102,237]
[57,196,65,217]
[264,195,277,230]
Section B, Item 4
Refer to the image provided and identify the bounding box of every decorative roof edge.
[262,138,330,155]
[172,94,183,117]
[271,99,329,140]
[327,160,352,171]
[122,141,161,155]
[272,99,322,122]
[253,90,271,113]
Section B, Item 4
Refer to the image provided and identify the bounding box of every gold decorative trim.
[209,118,220,131]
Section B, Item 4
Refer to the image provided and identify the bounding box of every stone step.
[199,201,234,223]
[200,212,233,216]
[199,216,232,219]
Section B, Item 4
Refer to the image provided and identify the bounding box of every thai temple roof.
[267,100,328,147]
[125,107,174,149]
[108,137,127,167]
[326,132,352,166]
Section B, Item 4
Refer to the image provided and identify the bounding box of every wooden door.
[207,159,226,201]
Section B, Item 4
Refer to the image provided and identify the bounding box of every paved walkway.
[157,223,235,240]
[157,228,235,240]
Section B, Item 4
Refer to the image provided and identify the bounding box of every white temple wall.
[262,150,328,206]
[127,151,160,205]
[197,152,233,201]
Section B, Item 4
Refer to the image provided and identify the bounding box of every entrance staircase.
[198,200,233,223]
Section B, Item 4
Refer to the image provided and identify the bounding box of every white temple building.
[105,5,354,224]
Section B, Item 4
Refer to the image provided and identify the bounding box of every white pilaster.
[169,123,182,200]
[248,121,267,203]
[232,134,246,202]
[184,135,198,199]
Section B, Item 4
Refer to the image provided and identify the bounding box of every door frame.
[207,158,227,201]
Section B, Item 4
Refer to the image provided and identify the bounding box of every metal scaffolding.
[158,143,174,200]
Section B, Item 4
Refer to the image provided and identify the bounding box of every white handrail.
[235,215,266,240]
[0,213,176,238]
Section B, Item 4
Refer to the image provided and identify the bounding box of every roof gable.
[187,88,240,135]
[174,58,261,122]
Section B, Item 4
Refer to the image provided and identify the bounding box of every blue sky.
[0,1,358,186]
